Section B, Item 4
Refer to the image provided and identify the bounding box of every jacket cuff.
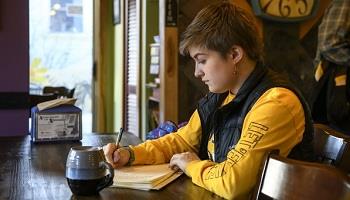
[124,147,135,166]
[185,160,214,178]
[129,145,147,164]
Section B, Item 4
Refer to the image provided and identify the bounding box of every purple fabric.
[0,0,29,136]
[0,110,29,136]
[146,121,188,140]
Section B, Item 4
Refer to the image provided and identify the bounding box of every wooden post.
[159,0,178,123]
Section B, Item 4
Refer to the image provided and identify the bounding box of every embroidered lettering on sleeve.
[204,122,269,180]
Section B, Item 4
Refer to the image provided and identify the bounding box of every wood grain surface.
[0,133,223,200]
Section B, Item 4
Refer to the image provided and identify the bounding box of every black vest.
[197,63,314,162]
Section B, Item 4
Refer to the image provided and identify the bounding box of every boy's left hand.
[169,152,200,173]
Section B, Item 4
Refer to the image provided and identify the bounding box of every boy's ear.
[230,45,243,64]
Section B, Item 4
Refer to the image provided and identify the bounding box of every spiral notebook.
[112,164,183,190]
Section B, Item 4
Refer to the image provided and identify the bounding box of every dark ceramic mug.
[66,146,114,196]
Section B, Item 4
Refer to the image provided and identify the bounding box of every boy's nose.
[194,64,204,78]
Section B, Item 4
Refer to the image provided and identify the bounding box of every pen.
[116,127,124,148]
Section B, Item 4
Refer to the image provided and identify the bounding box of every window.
[50,0,83,33]
[30,0,93,133]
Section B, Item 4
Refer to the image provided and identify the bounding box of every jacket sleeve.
[130,110,202,165]
[185,88,305,199]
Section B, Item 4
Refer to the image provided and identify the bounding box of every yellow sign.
[252,0,318,22]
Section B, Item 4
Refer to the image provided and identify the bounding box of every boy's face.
[189,46,237,93]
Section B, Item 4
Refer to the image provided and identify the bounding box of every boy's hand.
[169,152,200,173]
[103,143,130,168]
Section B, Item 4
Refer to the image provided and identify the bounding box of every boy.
[104,2,313,199]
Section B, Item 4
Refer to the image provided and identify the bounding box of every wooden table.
[0,133,223,200]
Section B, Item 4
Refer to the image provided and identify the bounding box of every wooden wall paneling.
[177,0,217,122]
[159,0,179,124]
[94,0,115,133]
[176,0,263,122]
[263,21,315,100]
[140,0,160,139]
[261,0,333,103]
[173,0,332,123]
[299,0,332,39]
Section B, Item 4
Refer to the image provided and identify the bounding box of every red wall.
[0,0,29,136]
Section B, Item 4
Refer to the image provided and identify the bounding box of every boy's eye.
[198,60,206,64]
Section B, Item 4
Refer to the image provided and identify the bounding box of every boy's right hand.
[103,143,130,168]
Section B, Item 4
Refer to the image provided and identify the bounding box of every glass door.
[29,0,93,133]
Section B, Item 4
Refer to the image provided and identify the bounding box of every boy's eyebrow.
[193,53,207,59]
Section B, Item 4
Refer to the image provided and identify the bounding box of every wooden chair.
[43,86,75,98]
[29,93,58,109]
[252,151,350,200]
[313,124,350,173]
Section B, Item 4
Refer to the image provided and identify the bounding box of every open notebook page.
[112,164,183,190]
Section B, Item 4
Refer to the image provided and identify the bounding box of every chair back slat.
[29,93,58,109]
[314,124,350,172]
[43,86,75,98]
[253,152,350,200]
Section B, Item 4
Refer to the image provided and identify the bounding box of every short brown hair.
[179,2,263,62]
